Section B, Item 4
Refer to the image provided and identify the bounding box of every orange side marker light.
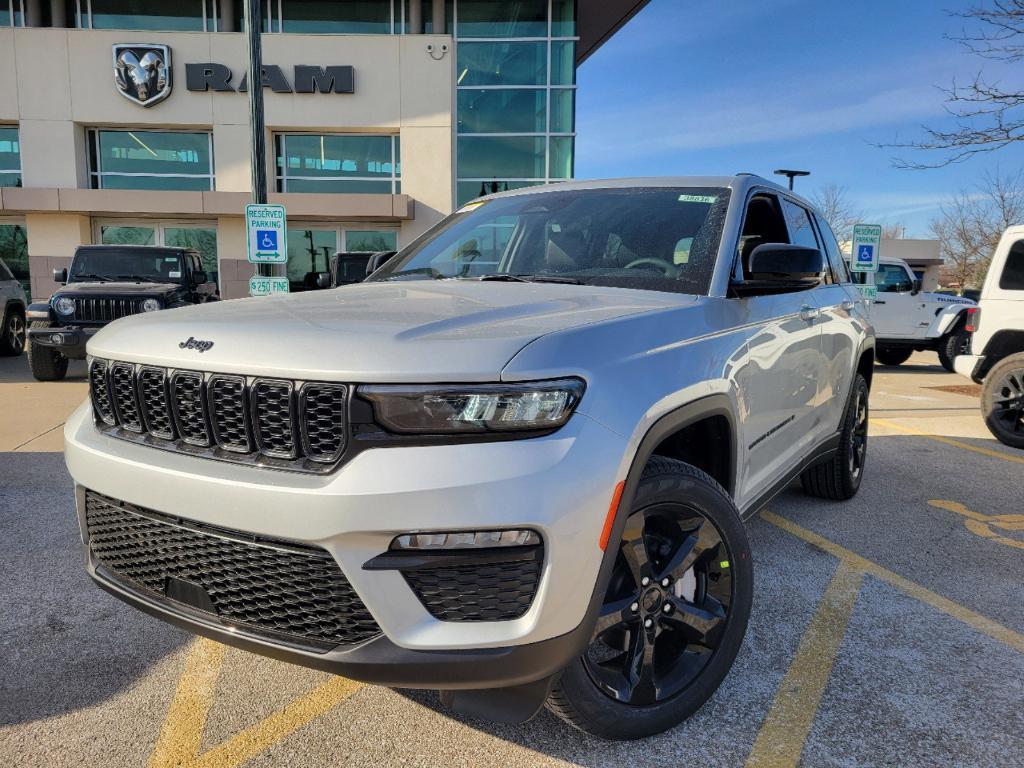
[599,481,625,551]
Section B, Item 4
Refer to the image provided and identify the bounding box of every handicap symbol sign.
[257,230,278,251]
[857,244,874,263]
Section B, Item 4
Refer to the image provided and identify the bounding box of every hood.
[57,281,181,297]
[88,281,690,381]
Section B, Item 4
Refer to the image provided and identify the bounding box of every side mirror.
[911,278,922,296]
[734,244,823,296]
[316,272,332,289]
[365,250,398,277]
[192,270,209,286]
[53,268,68,283]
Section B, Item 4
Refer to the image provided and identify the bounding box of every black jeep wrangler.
[26,244,218,381]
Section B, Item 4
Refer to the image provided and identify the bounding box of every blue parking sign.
[857,244,874,263]
[257,230,278,252]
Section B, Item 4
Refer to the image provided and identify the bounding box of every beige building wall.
[0,28,455,299]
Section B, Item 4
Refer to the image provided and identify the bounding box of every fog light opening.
[391,529,541,551]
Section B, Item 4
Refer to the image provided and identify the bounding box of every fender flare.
[26,302,53,321]
[928,304,971,339]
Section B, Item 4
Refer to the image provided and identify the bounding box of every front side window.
[781,198,820,250]
[875,263,914,293]
[89,130,214,191]
[372,186,730,295]
[275,135,400,194]
[69,248,187,284]
[999,240,1024,291]
[0,126,21,188]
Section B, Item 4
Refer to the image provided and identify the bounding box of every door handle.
[873,300,886,305]
[799,305,820,321]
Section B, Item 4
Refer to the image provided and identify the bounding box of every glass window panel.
[550,89,575,133]
[0,175,20,188]
[456,0,547,38]
[278,135,395,179]
[458,89,546,133]
[457,136,546,179]
[551,0,575,36]
[550,41,576,85]
[100,226,157,246]
[95,175,213,191]
[0,127,20,172]
[283,178,395,194]
[90,0,205,30]
[287,228,337,291]
[95,130,212,177]
[345,230,398,251]
[781,199,820,250]
[999,241,1024,291]
[0,9,9,26]
[281,0,391,34]
[457,180,541,206]
[164,227,218,287]
[548,136,574,179]
[0,224,30,295]
[457,42,546,86]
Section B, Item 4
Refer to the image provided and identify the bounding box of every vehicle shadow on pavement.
[0,452,188,726]
[0,356,87,384]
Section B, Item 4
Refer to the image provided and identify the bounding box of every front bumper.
[64,401,626,688]
[27,325,96,359]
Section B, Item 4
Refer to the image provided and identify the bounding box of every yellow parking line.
[148,638,227,768]
[762,511,1024,654]
[870,417,1024,465]
[745,561,864,768]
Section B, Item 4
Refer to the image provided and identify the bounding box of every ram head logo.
[112,44,172,107]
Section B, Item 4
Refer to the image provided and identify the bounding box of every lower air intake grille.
[84,490,381,650]
[402,549,543,622]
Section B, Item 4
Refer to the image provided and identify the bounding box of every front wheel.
[938,326,970,373]
[0,307,26,356]
[981,353,1024,449]
[801,373,869,500]
[27,321,69,381]
[546,458,752,740]
[876,346,912,366]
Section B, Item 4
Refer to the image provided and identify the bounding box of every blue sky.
[575,0,1024,237]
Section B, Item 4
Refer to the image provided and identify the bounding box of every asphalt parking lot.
[1,352,1021,768]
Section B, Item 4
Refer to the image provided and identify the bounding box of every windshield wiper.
[70,273,116,283]
[374,268,445,282]
[477,273,582,285]
[115,274,162,283]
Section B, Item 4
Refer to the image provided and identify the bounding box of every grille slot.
[171,372,211,447]
[89,359,115,425]
[252,380,297,459]
[402,549,543,622]
[209,376,252,453]
[109,362,142,433]
[300,384,347,463]
[138,367,175,440]
[74,297,141,323]
[84,490,381,649]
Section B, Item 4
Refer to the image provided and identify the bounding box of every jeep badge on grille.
[179,336,214,353]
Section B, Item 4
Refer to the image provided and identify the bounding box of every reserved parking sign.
[246,204,288,263]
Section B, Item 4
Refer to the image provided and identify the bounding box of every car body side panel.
[813,283,866,434]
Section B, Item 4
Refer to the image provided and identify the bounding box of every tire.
[981,353,1024,449]
[938,325,970,373]
[27,321,69,381]
[546,457,752,740]
[0,306,26,357]
[876,346,912,366]
[801,373,869,500]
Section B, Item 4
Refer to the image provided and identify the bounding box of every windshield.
[371,187,731,295]
[68,249,185,284]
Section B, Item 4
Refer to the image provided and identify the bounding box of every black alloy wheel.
[982,354,1024,448]
[583,504,733,706]
[848,381,868,482]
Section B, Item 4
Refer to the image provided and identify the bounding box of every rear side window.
[999,240,1024,290]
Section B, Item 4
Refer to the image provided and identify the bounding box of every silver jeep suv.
[65,176,874,739]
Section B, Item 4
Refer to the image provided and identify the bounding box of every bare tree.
[930,170,1024,286]
[880,223,907,239]
[881,1,1024,168]
[809,185,862,243]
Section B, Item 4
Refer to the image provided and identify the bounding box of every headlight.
[359,378,585,434]
[54,297,75,315]
[141,298,161,312]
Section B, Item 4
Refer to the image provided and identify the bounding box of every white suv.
[64,176,874,739]
[954,226,1024,447]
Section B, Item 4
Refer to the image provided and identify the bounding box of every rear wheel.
[938,325,970,373]
[27,321,68,381]
[876,346,912,366]
[546,458,752,740]
[981,353,1024,449]
[0,307,25,356]
[801,373,869,500]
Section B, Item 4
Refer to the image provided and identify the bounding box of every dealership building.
[0,0,647,300]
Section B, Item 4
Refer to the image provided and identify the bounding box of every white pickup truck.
[954,226,1024,448]
[850,257,975,371]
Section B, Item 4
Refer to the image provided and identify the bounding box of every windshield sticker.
[165,257,178,262]
[168,271,181,278]
[678,194,718,204]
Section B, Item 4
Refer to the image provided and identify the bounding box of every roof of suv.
[74,244,199,256]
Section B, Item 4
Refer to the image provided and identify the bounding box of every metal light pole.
[774,169,810,191]
[243,0,273,278]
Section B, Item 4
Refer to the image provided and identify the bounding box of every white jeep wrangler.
[954,226,1024,448]
[851,257,975,370]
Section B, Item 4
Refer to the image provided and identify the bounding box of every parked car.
[0,256,27,357]
[314,250,398,288]
[25,245,218,381]
[954,226,1024,448]
[849,257,975,371]
[64,176,874,739]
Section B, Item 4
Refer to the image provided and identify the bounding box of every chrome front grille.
[89,359,348,473]
[74,297,142,323]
